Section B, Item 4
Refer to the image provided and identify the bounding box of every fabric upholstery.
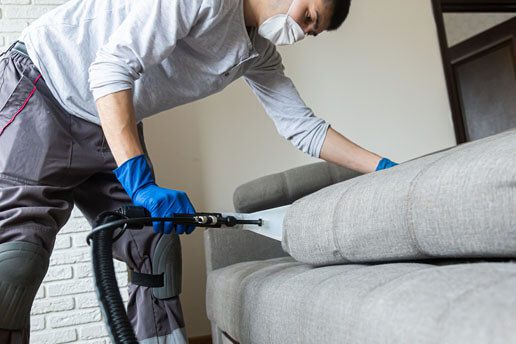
[206,257,516,344]
[233,161,361,213]
[204,161,361,272]
[204,228,288,272]
[282,129,516,265]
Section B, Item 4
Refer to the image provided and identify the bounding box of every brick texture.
[1,2,130,343]
[0,0,65,49]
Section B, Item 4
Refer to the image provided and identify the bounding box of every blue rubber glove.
[375,158,398,171]
[114,154,196,235]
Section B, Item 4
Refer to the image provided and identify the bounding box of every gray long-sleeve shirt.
[20,0,331,157]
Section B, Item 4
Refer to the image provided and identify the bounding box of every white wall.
[143,0,457,337]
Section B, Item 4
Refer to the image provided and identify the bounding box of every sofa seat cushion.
[206,257,516,344]
[282,129,516,265]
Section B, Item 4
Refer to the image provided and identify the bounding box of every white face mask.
[258,0,306,46]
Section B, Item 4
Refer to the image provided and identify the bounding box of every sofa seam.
[329,177,367,263]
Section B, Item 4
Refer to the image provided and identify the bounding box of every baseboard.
[189,334,212,344]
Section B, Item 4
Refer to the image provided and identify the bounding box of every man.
[0,0,397,342]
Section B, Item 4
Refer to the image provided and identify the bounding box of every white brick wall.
[0,2,131,342]
[0,0,68,49]
[0,0,29,50]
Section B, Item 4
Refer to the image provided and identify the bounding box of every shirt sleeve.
[88,0,202,101]
[243,43,331,159]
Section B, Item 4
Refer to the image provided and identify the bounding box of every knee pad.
[129,234,182,299]
[152,234,182,299]
[0,241,49,330]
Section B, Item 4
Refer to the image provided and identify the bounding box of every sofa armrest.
[204,228,286,272]
[204,161,361,272]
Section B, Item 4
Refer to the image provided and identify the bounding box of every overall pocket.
[0,57,23,117]
[0,53,42,136]
[0,74,41,136]
[0,54,70,186]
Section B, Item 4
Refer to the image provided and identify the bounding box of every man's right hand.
[94,91,196,234]
[114,154,196,235]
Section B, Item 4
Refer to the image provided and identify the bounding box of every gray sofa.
[204,129,516,344]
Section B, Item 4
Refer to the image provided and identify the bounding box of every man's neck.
[243,0,260,27]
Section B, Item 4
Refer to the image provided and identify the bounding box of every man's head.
[258,0,351,37]
[289,0,351,36]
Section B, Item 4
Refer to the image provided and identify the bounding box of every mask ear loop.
[260,0,298,27]
[285,0,306,37]
[286,0,297,16]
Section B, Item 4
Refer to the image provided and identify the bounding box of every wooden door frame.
[431,0,516,143]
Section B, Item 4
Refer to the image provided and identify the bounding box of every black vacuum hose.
[91,213,138,344]
[87,206,260,343]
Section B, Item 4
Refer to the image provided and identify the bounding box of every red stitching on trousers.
[0,73,42,136]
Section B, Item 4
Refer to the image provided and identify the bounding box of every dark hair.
[327,0,351,31]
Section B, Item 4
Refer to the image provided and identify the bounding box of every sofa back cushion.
[282,129,516,265]
[233,161,361,213]
[205,162,361,272]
